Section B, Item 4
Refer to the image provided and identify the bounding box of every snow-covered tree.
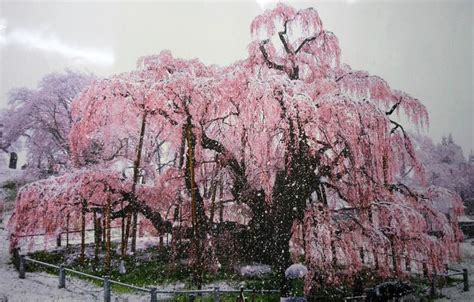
[413,134,473,200]
[8,4,464,296]
[0,70,94,177]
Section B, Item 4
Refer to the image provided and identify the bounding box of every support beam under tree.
[105,200,111,272]
[80,202,86,265]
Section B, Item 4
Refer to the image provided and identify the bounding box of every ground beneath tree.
[436,236,474,301]
[0,214,148,302]
[2,210,474,301]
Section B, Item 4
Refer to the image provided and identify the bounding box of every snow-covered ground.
[2,204,474,300]
[436,239,474,301]
[0,214,150,301]
[0,213,236,301]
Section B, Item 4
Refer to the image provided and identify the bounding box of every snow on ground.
[238,263,272,278]
[0,214,149,301]
[435,238,474,301]
[0,213,235,301]
[0,168,23,184]
[3,211,474,301]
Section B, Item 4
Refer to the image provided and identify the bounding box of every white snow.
[458,215,474,223]
[0,213,244,301]
[238,263,272,277]
[435,238,474,301]
[285,263,308,279]
[0,214,155,301]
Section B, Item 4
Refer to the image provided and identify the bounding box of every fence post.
[463,268,469,292]
[251,289,257,302]
[57,234,62,247]
[150,287,157,302]
[214,286,220,302]
[19,255,25,279]
[422,262,428,277]
[189,293,195,302]
[58,264,66,288]
[103,275,111,302]
[430,274,436,298]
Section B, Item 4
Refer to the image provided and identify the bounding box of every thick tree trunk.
[266,147,316,296]
[185,123,205,289]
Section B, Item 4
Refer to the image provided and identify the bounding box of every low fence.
[15,226,122,248]
[431,267,469,294]
[342,267,469,301]
[16,254,280,302]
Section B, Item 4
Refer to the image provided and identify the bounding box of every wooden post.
[19,255,25,279]
[105,200,111,272]
[213,286,220,302]
[374,249,379,269]
[389,238,397,273]
[150,288,158,302]
[359,247,364,265]
[131,211,138,253]
[66,214,70,247]
[423,262,429,277]
[94,211,99,262]
[121,200,125,258]
[123,214,131,255]
[430,274,436,298]
[102,213,106,250]
[463,268,469,291]
[80,203,86,265]
[58,265,66,288]
[103,276,111,302]
[405,255,411,272]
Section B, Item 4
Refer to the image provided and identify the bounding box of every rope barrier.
[21,255,281,300]
[66,276,104,294]
[24,256,60,269]
[108,279,149,292]
[63,268,104,282]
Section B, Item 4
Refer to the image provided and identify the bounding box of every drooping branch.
[295,34,319,54]
[278,20,292,54]
[259,41,285,71]
[386,98,402,116]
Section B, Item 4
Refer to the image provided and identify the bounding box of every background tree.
[0,70,94,177]
[412,134,473,200]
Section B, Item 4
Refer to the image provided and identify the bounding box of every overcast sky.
[0,0,472,155]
